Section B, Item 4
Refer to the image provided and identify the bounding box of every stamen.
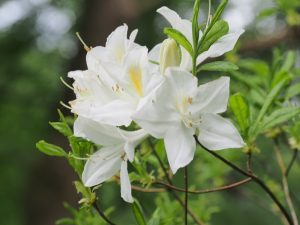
[76,32,91,52]
[60,101,72,110]
[60,76,74,90]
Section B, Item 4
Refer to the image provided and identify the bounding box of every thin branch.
[155,178,252,194]
[184,166,188,225]
[149,141,205,225]
[247,151,253,174]
[131,185,166,193]
[286,149,298,177]
[194,137,293,225]
[274,140,299,225]
[93,203,116,225]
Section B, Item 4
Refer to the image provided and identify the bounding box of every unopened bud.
[159,38,181,74]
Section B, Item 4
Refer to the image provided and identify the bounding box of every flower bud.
[159,38,181,74]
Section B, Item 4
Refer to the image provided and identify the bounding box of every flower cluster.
[68,6,245,203]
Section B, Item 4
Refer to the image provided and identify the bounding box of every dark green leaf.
[198,20,229,54]
[229,93,250,136]
[164,28,193,56]
[192,0,201,48]
[210,0,228,26]
[36,140,67,157]
[132,201,147,225]
[198,61,238,72]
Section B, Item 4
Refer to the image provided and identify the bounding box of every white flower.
[74,116,148,203]
[69,24,163,127]
[133,68,245,174]
[149,6,244,72]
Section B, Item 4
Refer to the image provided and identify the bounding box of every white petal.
[149,43,162,62]
[165,68,198,97]
[91,100,135,127]
[74,116,124,146]
[157,7,192,41]
[197,30,244,65]
[164,123,196,174]
[82,145,123,187]
[198,114,245,150]
[120,161,133,203]
[190,76,230,115]
[86,46,107,72]
[133,78,180,138]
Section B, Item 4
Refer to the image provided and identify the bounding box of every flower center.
[177,96,202,128]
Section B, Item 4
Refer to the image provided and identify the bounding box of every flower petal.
[120,161,133,203]
[149,43,162,62]
[74,116,124,146]
[164,123,196,174]
[197,30,244,65]
[122,129,149,162]
[82,145,123,187]
[198,114,245,150]
[190,76,230,115]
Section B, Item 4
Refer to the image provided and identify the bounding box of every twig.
[274,140,299,225]
[131,185,165,193]
[286,149,298,177]
[247,151,253,174]
[149,141,204,225]
[184,166,188,225]
[194,137,293,225]
[154,178,252,194]
[93,203,116,225]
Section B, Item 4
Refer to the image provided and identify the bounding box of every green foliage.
[55,203,113,225]
[197,61,238,72]
[164,28,193,56]
[131,201,147,225]
[36,140,67,157]
[229,93,250,137]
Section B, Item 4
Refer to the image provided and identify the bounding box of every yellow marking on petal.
[128,66,144,97]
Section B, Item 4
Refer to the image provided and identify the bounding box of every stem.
[93,203,116,225]
[155,178,252,194]
[205,0,212,29]
[286,149,298,177]
[274,140,299,225]
[149,141,204,225]
[184,166,188,225]
[195,137,293,225]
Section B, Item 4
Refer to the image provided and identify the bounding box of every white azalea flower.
[149,6,244,72]
[74,116,148,203]
[69,24,163,127]
[133,68,245,174]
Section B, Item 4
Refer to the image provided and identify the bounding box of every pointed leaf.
[229,93,250,136]
[132,201,147,225]
[164,27,193,56]
[198,61,238,72]
[36,140,67,157]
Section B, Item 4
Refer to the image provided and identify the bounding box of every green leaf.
[198,61,238,72]
[229,93,250,136]
[192,0,201,49]
[198,20,229,54]
[250,78,289,138]
[147,209,161,225]
[74,181,96,206]
[164,27,193,56]
[210,0,228,25]
[132,201,147,225]
[55,218,74,225]
[36,140,67,157]
[261,107,300,130]
[286,82,300,99]
[50,121,73,137]
[281,51,296,72]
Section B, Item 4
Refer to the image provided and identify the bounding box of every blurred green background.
[0,0,299,224]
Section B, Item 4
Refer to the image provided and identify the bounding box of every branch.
[274,140,299,225]
[154,178,252,194]
[149,141,205,225]
[286,149,298,177]
[194,137,293,225]
[93,203,117,225]
[184,166,188,225]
